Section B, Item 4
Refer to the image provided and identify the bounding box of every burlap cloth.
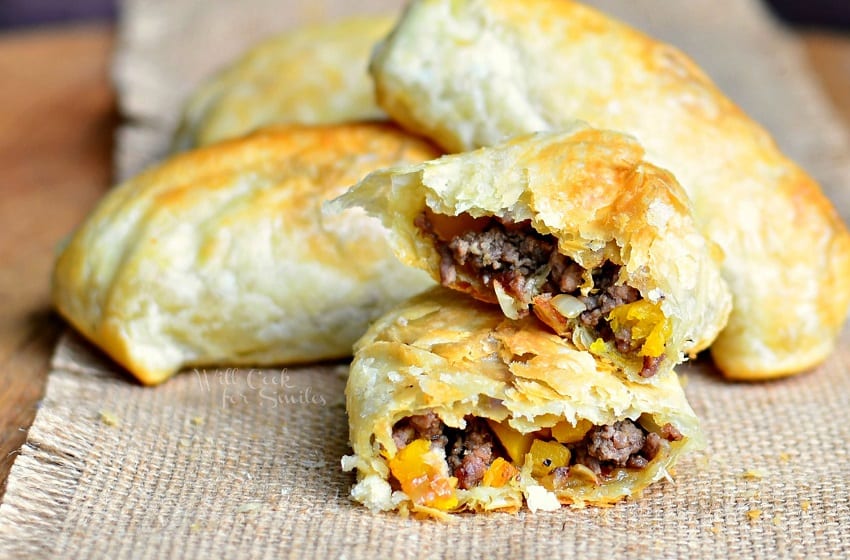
[1,1,849,558]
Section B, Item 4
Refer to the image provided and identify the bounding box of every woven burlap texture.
[1,1,849,558]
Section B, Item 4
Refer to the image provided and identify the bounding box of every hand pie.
[369,0,850,380]
[342,287,703,516]
[172,16,392,151]
[332,127,731,382]
[52,123,438,385]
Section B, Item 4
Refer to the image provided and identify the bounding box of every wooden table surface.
[0,22,848,500]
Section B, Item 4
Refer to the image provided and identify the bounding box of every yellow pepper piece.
[607,300,671,358]
[589,337,607,354]
[551,419,593,444]
[528,440,571,478]
[387,439,458,510]
[481,457,518,488]
[486,419,535,463]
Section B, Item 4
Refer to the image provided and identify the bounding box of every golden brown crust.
[343,287,703,514]
[52,123,439,385]
[332,126,732,382]
[370,0,850,379]
[172,17,393,150]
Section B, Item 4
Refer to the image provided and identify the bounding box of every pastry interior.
[384,410,687,513]
[416,209,671,378]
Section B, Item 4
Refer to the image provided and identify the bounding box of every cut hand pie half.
[342,287,703,517]
[331,126,731,381]
[369,0,850,380]
[53,123,438,385]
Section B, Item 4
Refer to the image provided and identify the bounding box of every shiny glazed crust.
[370,0,850,380]
[52,123,438,385]
[172,17,393,151]
[331,127,732,382]
[343,287,703,515]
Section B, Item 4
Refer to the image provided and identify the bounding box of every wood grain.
[0,22,847,501]
[804,30,850,129]
[0,23,116,498]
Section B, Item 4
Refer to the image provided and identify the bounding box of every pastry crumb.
[741,469,764,481]
[236,502,263,514]
[98,410,119,427]
[779,452,791,463]
[747,509,762,522]
[801,500,811,512]
[190,415,205,426]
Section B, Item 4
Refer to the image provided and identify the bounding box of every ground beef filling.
[391,414,682,490]
[391,413,502,489]
[555,419,683,482]
[416,213,659,375]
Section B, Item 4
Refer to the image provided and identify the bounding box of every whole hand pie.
[369,0,850,380]
[52,123,438,385]
[343,287,703,516]
[332,126,732,382]
[172,16,393,151]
